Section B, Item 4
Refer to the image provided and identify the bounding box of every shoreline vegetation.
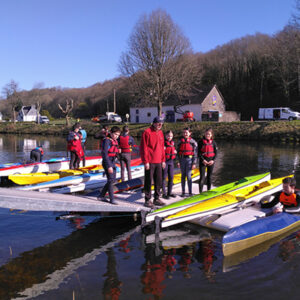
[1,120,300,143]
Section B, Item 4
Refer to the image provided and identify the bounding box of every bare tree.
[119,9,195,115]
[32,82,45,124]
[58,98,74,126]
[2,80,20,122]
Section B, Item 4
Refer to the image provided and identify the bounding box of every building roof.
[131,85,224,108]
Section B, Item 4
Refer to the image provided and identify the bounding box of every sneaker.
[168,194,176,198]
[162,194,169,200]
[180,193,185,197]
[97,196,108,202]
[110,200,118,205]
[154,199,165,206]
[189,193,194,196]
[144,201,154,208]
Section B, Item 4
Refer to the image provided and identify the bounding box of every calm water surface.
[0,134,300,299]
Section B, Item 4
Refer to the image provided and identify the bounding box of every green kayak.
[145,172,271,223]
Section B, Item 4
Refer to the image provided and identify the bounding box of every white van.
[258,107,300,121]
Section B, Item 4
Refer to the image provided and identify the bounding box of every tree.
[2,80,21,122]
[58,97,74,126]
[119,9,195,115]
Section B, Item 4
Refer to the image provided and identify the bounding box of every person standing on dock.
[67,123,84,169]
[198,128,217,193]
[162,130,177,199]
[30,145,44,162]
[177,127,198,196]
[78,124,87,167]
[118,125,136,182]
[97,126,121,205]
[140,116,166,208]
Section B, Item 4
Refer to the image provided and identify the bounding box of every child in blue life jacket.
[162,130,177,199]
[97,126,121,205]
[177,127,198,197]
[198,128,217,193]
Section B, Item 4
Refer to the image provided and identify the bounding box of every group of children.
[96,120,218,207]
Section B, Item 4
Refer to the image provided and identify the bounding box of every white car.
[39,116,50,124]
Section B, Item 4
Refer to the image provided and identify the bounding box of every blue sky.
[0,0,296,92]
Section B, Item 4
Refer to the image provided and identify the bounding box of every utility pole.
[113,88,116,113]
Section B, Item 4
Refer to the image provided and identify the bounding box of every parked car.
[38,116,50,124]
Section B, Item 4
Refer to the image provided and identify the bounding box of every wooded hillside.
[1,10,299,121]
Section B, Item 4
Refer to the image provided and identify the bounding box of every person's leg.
[180,158,186,195]
[69,151,76,169]
[100,164,110,197]
[206,164,215,190]
[75,154,80,169]
[168,161,174,196]
[144,168,152,202]
[186,158,193,194]
[107,166,117,203]
[120,154,125,182]
[82,143,86,167]
[162,163,168,196]
[124,153,132,180]
[199,164,206,193]
[153,163,162,200]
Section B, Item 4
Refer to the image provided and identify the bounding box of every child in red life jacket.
[198,128,217,193]
[177,127,198,196]
[162,131,177,199]
[67,123,84,169]
[30,146,44,162]
[261,177,300,213]
[97,126,121,205]
[118,125,136,181]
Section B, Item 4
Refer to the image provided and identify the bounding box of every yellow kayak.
[9,164,103,185]
[161,175,292,228]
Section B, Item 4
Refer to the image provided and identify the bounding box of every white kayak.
[52,165,145,194]
[0,156,102,177]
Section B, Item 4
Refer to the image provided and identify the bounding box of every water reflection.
[0,216,138,299]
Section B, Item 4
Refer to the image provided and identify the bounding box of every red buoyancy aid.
[119,135,131,153]
[35,147,44,155]
[279,192,298,206]
[68,135,84,158]
[165,140,176,160]
[108,138,119,157]
[200,139,215,158]
[178,137,194,156]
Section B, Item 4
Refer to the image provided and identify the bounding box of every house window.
[147,112,151,117]
[136,116,139,123]
[136,109,139,114]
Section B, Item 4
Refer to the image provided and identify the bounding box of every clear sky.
[0,0,296,92]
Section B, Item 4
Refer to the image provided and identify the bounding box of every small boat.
[146,172,271,223]
[222,208,300,256]
[0,157,68,169]
[161,175,292,228]
[9,158,142,185]
[0,156,102,177]
[51,165,145,194]
[8,165,102,185]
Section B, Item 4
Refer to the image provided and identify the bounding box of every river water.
[0,134,300,299]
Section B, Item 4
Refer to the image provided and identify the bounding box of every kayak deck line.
[0,180,202,213]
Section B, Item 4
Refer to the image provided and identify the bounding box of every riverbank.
[0,120,300,142]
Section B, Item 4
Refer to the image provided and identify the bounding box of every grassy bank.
[0,120,300,142]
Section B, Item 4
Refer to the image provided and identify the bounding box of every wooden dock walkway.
[0,180,201,213]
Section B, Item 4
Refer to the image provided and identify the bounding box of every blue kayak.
[223,212,300,256]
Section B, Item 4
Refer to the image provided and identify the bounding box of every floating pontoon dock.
[0,180,201,213]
